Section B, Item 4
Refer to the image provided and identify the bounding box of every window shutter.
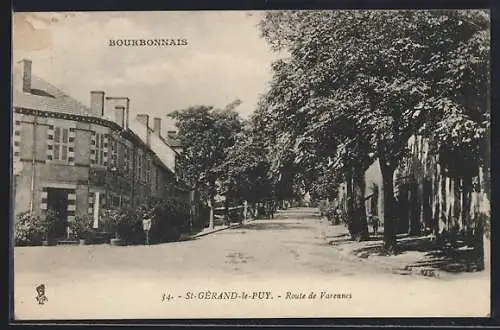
[47,125,54,161]
[103,134,109,167]
[90,131,97,164]
[13,120,21,159]
[68,127,76,165]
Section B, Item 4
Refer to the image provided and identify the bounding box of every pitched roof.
[12,61,188,186]
[128,117,177,173]
[12,66,91,116]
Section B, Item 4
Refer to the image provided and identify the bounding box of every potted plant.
[101,209,122,246]
[70,215,93,245]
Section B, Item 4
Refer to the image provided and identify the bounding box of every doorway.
[46,188,70,239]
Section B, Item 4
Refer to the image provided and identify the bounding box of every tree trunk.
[418,173,425,234]
[462,175,472,231]
[345,172,354,237]
[224,195,229,226]
[445,176,453,232]
[439,170,447,235]
[351,167,369,241]
[380,158,397,253]
[208,197,215,229]
[409,177,420,235]
[243,200,248,224]
[452,177,461,233]
[423,178,434,233]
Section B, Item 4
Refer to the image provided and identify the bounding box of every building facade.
[12,59,192,239]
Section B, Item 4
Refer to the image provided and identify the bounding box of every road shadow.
[406,245,484,273]
[325,231,391,244]
[241,222,312,231]
[352,235,484,273]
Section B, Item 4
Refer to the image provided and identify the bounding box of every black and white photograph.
[11,10,491,319]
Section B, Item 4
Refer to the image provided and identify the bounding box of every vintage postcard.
[11,10,491,320]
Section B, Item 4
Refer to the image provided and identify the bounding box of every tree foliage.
[168,104,244,203]
[258,10,489,252]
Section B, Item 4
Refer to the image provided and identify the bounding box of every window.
[123,146,130,175]
[141,153,147,182]
[110,194,121,209]
[95,133,106,165]
[146,157,151,184]
[110,137,118,169]
[53,127,70,161]
[136,151,142,181]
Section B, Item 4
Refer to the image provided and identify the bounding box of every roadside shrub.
[15,210,60,246]
[15,212,45,246]
[69,215,94,240]
[148,199,188,243]
[228,207,244,223]
[325,206,343,225]
[130,198,191,244]
[101,208,142,243]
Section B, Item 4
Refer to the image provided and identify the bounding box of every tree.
[168,103,243,229]
[259,10,489,253]
[221,121,275,215]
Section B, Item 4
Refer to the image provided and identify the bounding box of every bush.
[132,198,191,244]
[69,215,94,240]
[96,197,191,245]
[15,210,59,246]
[148,199,188,243]
[101,208,142,243]
[15,212,45,246]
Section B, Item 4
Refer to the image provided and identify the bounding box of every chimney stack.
[136,114,149,127]
[153,118,162,137]
[114,106,125,128]
[137,114,150,145]
[90,91,105,116]
[18,59,32,93]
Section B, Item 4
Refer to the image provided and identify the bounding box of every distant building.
[12,59,193,239]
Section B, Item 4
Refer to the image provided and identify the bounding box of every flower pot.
[79,239,87,246]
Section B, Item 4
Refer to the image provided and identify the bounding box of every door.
[47,188,69,239]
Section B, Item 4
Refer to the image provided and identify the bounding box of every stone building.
[12,59,192,239]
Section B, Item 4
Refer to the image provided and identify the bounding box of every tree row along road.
[14,207,489,319]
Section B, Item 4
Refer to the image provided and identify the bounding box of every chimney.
[90,91,105,116]
[125,98,130,129]
[153,118,162,137]
[136,114,150,145]
[137,114,149,127]
[18,59,32,93]
[114,106,125,128]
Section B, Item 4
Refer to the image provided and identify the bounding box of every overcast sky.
[13,11,280,131]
